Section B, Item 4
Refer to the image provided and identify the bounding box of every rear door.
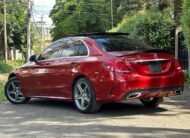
[33,39,83,98]
[59,40,89,98]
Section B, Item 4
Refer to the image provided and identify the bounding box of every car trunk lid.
[109,50,175,76]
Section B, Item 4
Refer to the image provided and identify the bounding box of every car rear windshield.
[95,36,152,52]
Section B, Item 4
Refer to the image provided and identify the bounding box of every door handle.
[71,62,78,66]
[44,63,50,66]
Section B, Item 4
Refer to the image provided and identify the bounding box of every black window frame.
[38,39,89,61]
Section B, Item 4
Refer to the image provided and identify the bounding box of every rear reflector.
[175,60,182,71]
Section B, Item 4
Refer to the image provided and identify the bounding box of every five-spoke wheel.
[73,78,101,113]
[5,77,30,104]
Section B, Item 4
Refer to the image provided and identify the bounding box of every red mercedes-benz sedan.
[5,33,184,113]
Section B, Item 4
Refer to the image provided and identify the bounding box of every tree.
[0,0,35,60]
[111,12,175,51]
[50,0,175,41]
[182,0,190,47]
[174,0,182,27]
[181,0,190,75]
[50,0,111,40]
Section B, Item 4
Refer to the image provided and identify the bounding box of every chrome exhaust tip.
[126,92,142,100]
[175,90,183,95]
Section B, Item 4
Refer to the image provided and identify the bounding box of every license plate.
[148,62,162,72]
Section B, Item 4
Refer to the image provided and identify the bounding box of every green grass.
[0,74,8,102]
[0,83,6,101]
[0,60,23,102]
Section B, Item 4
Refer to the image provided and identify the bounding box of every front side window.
[39,42,63,60]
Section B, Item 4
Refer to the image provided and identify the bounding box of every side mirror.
[29,55,37,62]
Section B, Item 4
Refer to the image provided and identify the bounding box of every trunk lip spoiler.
[116,49,171,57]
[129,58,171,63]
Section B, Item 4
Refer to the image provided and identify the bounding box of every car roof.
[74,32,129,39]
[50,32,129,46]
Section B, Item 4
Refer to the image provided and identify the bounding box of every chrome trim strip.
[130,59,171,63]
[113,70,131,73]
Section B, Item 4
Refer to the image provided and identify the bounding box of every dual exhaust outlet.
[126,90,183,100]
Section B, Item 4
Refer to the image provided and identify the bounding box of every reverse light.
[175,60,182,71]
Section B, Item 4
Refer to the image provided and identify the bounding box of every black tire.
[73,78,101,113]
[140,97,164,107]
[4,77,31,104]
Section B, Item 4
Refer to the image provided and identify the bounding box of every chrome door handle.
[71,62,78,65]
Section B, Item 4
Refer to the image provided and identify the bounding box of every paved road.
[0,89,190,138]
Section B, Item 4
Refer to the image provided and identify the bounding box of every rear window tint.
[96,37,152,52]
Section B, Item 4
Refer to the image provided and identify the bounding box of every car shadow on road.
[0,94,190,138]
[26,98,168,117]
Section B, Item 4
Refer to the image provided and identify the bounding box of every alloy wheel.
[74,82,91,111]
[6,79,25,103]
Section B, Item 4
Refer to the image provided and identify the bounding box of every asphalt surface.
[0,89,190,138]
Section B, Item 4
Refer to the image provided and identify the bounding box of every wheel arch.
[72,75,89,89]
[8,73,17,80]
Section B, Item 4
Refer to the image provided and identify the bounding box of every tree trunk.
[174,0,182,27]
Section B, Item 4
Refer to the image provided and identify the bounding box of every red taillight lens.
[103,61,132,74]
[175,60,182,71]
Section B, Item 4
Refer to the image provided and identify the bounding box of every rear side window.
[61,41,80,57]
[78,45,88,56]
[61,40,88,57]
[96,37,152,52]
[77,41,88,56]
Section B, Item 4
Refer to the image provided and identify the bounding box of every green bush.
[0,60,23,73]
[185,70,190,85]
[0,62,12,73]
[110,12,175,51]
[0,60,23,101]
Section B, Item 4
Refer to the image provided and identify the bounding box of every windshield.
[96,36,152,52]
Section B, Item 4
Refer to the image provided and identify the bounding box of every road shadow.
[0,88,190,137]
[25,98,168,117]
[163,88,190,112]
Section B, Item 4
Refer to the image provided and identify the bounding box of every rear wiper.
[117,49,171,57]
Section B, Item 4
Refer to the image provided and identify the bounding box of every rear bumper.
[124,86,183,100]
[107,70,184,102]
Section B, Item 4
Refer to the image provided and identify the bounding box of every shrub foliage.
[181,0,190,48]
[111,12,175,51]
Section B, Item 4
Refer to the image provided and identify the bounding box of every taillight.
[175,60,182,71]
[103,61,131,74]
